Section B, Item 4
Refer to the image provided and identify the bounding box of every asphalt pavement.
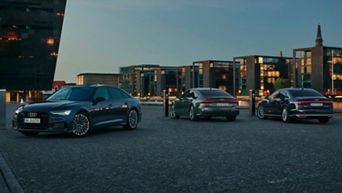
[0,106,342,193]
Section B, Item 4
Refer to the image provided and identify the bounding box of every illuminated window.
[50,52,58,56]
[47,38,54,46]
[258,57,263,64]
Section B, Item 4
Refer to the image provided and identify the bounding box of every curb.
[0,154,24,193]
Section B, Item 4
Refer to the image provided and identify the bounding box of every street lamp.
[332,50,335,95]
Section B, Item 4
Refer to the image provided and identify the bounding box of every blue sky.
[55,0,342,82]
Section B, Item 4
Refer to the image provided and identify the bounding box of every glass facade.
[259,57,283,96]
[239,59,247,96]
[294,51,312,88]
[237,56,290,96]
[212,61,237,94]
[0,0,67,91]
[325,48,342,93]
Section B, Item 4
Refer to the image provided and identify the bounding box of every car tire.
[226,116,236,121]
[20,131,39,137]
[318,117,330,124]
[124,109,139,130]
[169,105,179,119]
[257,105,267,119]
[72,113,91,137]
[281,107,291,123]
[189,106,198,121]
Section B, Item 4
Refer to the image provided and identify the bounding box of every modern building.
[233,55,291,96]
[291,24,342,95]
[192,60,239,94]
[76,73,120,87]
[0,0,67,102]
[119,64,160,96]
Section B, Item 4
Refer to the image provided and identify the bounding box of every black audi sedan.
[13,85,142,137]
[257,88,333,123]
[169,88,239,121]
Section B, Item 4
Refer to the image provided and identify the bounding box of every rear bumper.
[198,107,239,117]
[289,109,334,119]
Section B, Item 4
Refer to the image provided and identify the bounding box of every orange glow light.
[47,38,54,46]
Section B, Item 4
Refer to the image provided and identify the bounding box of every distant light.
[50,52,58,57]
[47,38,54,46]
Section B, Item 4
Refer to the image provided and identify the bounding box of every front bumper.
[13,113,74,133]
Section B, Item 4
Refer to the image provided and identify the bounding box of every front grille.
[18,112,49,130]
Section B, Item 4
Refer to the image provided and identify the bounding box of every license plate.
[216,103,233,107]
[24,118,41,124]
[310,103,323,107]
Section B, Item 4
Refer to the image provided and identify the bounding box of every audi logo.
[27,112,38,117]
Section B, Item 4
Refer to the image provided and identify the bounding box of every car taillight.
[200,100,239,104]
[294,101,332,105]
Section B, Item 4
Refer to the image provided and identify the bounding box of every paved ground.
[0,106,342,193]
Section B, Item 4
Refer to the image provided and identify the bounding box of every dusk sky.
[55,0,342,83]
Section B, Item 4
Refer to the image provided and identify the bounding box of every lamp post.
[332,50,335,96]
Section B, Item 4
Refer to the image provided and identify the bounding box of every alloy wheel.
[189,106,196,121]
[72,113,90,136]
[257,105,265,119]
[282,108,289,123]
[128,110,138,129]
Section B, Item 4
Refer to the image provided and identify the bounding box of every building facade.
[119,64,160,96]
[233,55,291,96]
[0,0,67,102]
[76,73,120,87]
[192,60,239,94]
[291,24,342,95]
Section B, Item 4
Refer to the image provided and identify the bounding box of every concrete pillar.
[0,89,6,129]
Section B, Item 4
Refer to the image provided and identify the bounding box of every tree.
[273,78,289,91]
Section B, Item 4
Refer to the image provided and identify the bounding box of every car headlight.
[15,106,24,115]
[50,110,72,116]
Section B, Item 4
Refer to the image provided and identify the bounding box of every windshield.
[47,87,95,101]
[198,89,233,98]
[289,89,323,97]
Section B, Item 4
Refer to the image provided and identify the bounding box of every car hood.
[22,100,88,112]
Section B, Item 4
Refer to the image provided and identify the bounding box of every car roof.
[281,88,315,91]
[191,88,222,91]
[65,84,117,88]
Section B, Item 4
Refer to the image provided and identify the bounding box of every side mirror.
[93,97,105,105]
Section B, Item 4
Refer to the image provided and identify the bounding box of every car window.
[270,91,279,99]
[198,89,233,98]
[289,89,322,97]
[109,87,124,99]
[93,87,109,101]
[182,91,190,98]
[47,87,95,101]
[120,90,131,98]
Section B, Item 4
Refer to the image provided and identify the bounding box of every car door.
[264,91,278,114]
[108,87,129,122]
[272,92,285,115]
[90,87,112,127]
[183,91,196,115]
[176,90,190,115]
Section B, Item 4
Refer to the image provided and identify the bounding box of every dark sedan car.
[169,88,239,121]
[13,85,142,137]
[257,88,333,123]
